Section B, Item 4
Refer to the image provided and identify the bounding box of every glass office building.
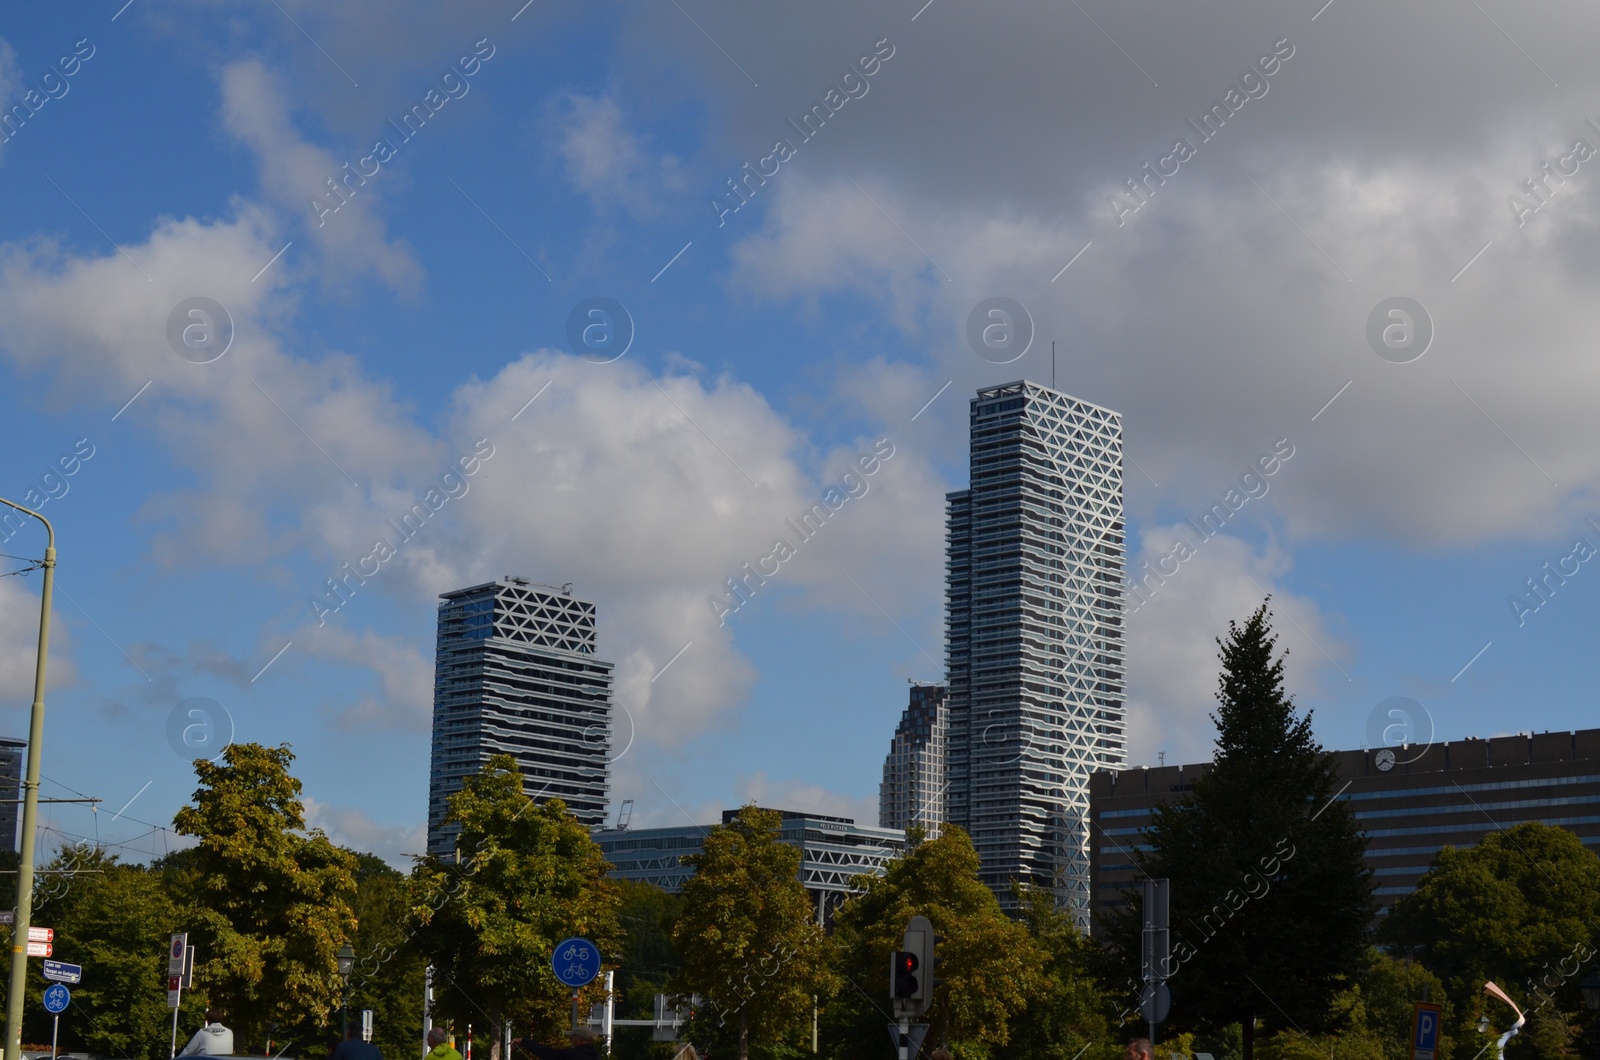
[879,683,948,839]
[594,808,906,925]
[945,381,1127,928]
[426,578,613,859]
[1090,728,1600,926]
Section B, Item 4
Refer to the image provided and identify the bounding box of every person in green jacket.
[426,1027,463,1060]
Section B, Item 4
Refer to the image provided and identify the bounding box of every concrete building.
[594,808,905,923]
[1089,728,1600,926]
[427,578,613,859]
[879,683,947,838]
[945,381,1126,926]
[0,737,24,853]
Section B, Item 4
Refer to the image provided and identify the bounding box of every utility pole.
[1,498,55,1060]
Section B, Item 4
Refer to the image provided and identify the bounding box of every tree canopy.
[670,806,833,1060]
[410,754,621,1045]
[823,826,1048,1059]
[1381,821,1600,1057]
[1105,602,1374,1060]
[171,742,360,1049]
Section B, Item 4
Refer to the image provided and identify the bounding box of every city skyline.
[6,3,1600,870]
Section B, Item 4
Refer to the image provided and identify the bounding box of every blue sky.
[2,0,1599,866]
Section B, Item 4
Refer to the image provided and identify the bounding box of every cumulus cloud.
[0,218,944,759]
[0,575,74,716]
[304,796,426,869]
[554,94,689,218]
[297,628,433,732]
[1122,523,1351,767]
[220,59,423,294]
[733,772,879,828]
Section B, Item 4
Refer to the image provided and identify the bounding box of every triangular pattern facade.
[945,381,1126,931]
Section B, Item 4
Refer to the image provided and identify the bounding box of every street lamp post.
[0,498,55,1060]
[338,944,356,1041]
[1580,971,1600,1060]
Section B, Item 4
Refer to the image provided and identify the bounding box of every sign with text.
[42,960,81,984]
[26,941,52,957]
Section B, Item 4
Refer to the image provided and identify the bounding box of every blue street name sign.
[551,937,601,988]
[43,983,70,1013]
[42,960,82,984]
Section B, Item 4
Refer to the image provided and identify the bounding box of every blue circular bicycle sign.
[43,983,70,1013]
[551,937,601,988]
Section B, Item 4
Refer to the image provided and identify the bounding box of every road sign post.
[1141,878,1171,1045]
[551,938,601,1033]
[168,933,188,1059]
[43,983,70,1060]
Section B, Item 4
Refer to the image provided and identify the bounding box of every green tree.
[343,852,428,1060]
[1381,822,1600,1059]
[611,881,682,1060]
[1104,603,1374,1060]
[1256,951,1451,1060]
[410,756,621,1047]
[18,845,181,1060]
[1007,885,1112,1060]
[669,806,832,1060]
[171,742,361,1050]
[822,827,1047,1060]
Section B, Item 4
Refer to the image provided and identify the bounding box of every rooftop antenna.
[615,798,633,831]
[1051,340,1056,389]
[1158,751,1166,766]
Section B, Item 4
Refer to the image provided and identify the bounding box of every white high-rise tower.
[944,381,1126,929]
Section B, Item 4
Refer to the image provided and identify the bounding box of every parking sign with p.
[1411,1002,1441,1060]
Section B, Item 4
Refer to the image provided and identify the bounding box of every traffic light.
[891,950,919,999]
[892,914,940,1017]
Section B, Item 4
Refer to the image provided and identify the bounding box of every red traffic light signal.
[891,950,920,999]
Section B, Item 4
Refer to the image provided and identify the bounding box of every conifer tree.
[1105,602,1373,1060]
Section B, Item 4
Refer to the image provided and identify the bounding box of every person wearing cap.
[514,1025,601,1060]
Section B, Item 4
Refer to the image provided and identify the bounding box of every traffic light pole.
[1,498,54,1060]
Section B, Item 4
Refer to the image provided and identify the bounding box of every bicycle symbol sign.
[551,937,601,987]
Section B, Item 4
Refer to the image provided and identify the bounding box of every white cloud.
[554,93,688,218]
[297,628,433,732]
[733,772,880,829]
[1122,523,1350,768]
[304,796,425,868]
[0,208,946,758]
[219,59,423,294]
[0,575,75,717]
[0,37,23,162]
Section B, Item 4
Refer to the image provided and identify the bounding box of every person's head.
[930,1050,953,1060]
[427,1027,448,1048]
[1126,1039,1153,1060]
[346,1020,364,1040]
[205,1010,224,1027]
[568,1027,597,1046]
[672,1046,699,1060]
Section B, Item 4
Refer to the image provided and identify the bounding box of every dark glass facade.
[426,579,613,858]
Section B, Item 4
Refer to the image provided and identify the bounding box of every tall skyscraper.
[427,578,613,859]
[879,683,948,838]
[944,380,1126,928]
